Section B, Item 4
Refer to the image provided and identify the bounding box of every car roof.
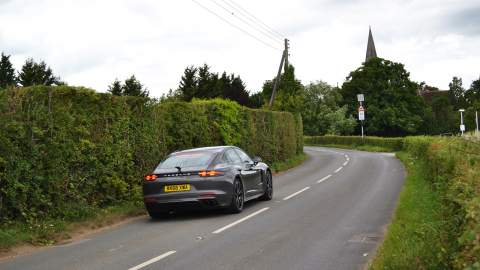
[172,146,233,155]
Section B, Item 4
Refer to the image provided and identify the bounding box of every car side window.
[224,149,242,164]
[234,148,253,164]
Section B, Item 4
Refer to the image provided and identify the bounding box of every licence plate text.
[164,184,190,192]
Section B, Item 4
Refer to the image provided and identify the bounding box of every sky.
[1,0,479,97]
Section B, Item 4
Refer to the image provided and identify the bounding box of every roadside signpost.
[357,94,365,139]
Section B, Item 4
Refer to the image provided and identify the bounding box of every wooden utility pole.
[269,38,289,108]
[284,39,289,72]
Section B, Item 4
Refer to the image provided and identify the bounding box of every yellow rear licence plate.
[164,184,190,192]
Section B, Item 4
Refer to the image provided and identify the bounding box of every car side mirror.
[252,156,262,165]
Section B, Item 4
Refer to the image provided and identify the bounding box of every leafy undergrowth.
[369,152,453,269]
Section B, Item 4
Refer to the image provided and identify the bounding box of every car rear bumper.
[144,190,232,212]
[143,175,235,212]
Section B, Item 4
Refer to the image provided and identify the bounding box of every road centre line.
[317,174,332,183]
[212,207,270,234]
[343,161,348,166]
[283,187,311,201]
[334,167,343,173]
[128,250,176,270]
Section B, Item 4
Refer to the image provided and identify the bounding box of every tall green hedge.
[0,86,303,223]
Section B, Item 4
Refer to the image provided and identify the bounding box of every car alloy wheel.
[259,171,273,201]
[229,178,244,213]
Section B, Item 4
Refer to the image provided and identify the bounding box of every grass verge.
[0,153,307,254]
[0,202,145,253]
[270,152,308,173]
[305,143,394,152]
[369,152,451,269]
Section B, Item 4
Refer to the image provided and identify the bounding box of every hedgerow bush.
[407,137,480,269]
[304,135,403,151]
[0,86,303,225]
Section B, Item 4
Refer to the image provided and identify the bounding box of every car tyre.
[228,178,244,213]
[259,170,273,201]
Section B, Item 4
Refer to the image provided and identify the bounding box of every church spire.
[365,26,377,62]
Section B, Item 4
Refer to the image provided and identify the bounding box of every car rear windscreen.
[156,151,215,170]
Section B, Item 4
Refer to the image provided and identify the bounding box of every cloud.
[445,5,480,35]
[0,0,478,96]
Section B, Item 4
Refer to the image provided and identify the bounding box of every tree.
[340,57,425,136]
[261,65,305,114]
[0,52,16,89]
[175,64,254,107]
[17,58,60,87]
[465,77,480,106]
[302,81,355,135]
[425,95,457,135]
[464,77,480,130]
[448,77,465,109]
[223,74,250,106]
[108,79,123,96]
[248,92,264,108]
[122,75,149,97]
[178,66,198,101]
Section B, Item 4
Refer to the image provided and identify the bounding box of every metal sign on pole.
[357,94,364,102]
[358,105,365,139]
[358,106,365,121]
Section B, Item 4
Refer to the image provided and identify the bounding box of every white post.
[459,109,465,136]
[476,111,479,135]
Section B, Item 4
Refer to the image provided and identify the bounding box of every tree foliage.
[17,58,60,87]
[175,64,253,107]
[107,75,149,97]
[0,52,17,89]
[107,79,123,96]
[261,65,305,114]
[463,77,480,129]
[302,81,355,135]
[448,76,465,109]
[340,58,425,136]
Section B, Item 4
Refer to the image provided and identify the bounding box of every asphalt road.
[0,146,405,270]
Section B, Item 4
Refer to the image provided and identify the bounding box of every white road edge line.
[343,161,348,166]
[212,207,270,234]
[317,174,332,183]
[334,167,343,173]
[128,250,176,270]
[283,187,311,201]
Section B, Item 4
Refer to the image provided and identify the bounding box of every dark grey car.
[143,146,272,219]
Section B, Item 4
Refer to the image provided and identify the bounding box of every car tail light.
[199,170,223,177]
[144,174,158,181]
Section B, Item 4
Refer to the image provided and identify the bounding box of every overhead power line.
[225,0,285,40]
[191,0,283,51]
[216,0,284,43]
